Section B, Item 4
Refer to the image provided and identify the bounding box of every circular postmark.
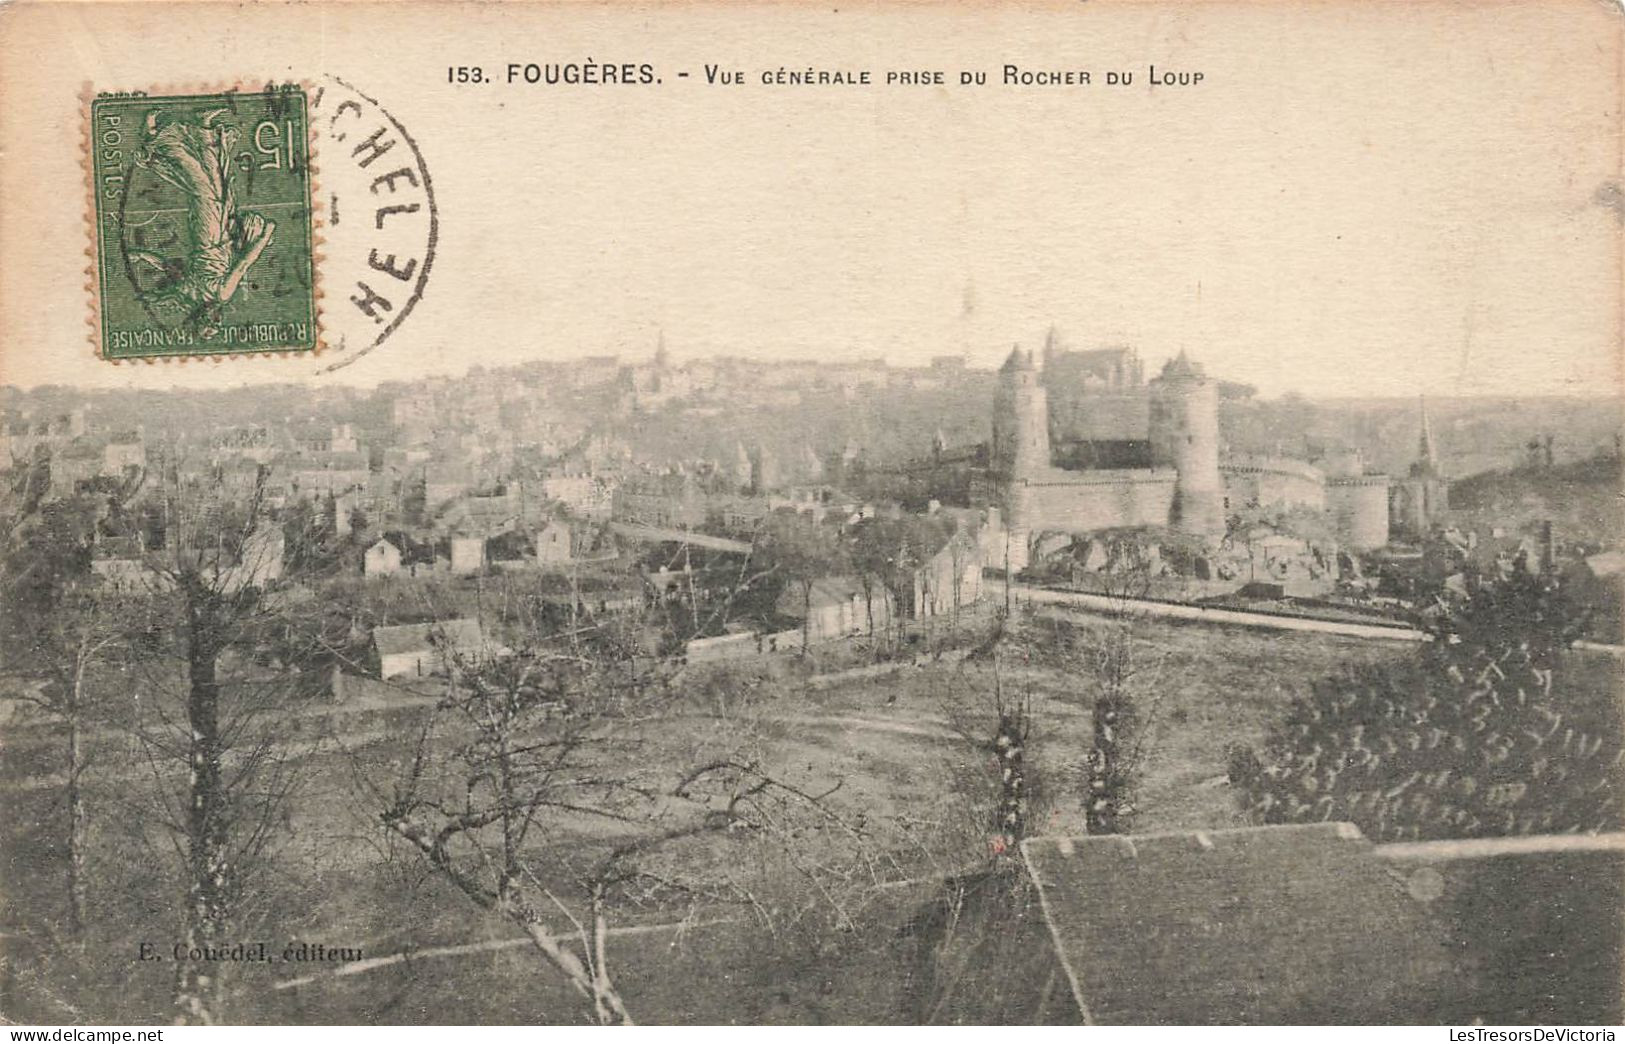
[308,74,438,372]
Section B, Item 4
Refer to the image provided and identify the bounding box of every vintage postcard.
[0,0,1621,1031]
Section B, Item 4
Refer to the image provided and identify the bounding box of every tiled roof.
[1021,824,1453,1024]
[1021,824,1625,1024]
[372,618,484,657]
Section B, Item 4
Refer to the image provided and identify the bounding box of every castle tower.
[991,347,1049,568]
[1149,352,1225,539]
[991,346,1049,481]
[1327,475,1391,551]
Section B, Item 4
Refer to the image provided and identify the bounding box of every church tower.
[1392,396,1449,540]
[1149,352,1225,539]
[1417,395,1439,471]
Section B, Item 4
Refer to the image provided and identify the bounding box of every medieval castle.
[981,336,1447,568]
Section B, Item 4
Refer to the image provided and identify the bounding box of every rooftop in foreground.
[1020,823,1625,1025]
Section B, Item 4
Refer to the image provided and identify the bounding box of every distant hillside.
[1448,454,1624,548]
[623,376,997,470]
[6,370,1618,502]
[1221,396,1623,480]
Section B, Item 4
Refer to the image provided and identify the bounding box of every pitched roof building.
[372,618,494,680]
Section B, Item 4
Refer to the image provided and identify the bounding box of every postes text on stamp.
[89,87,317,359]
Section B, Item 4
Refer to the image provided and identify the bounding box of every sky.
[1,0,1620,400]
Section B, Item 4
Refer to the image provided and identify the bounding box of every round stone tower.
[991,347,1049,564]
[1149,352,1225,539]
[991,346,1050,482]
[1327,475,1392,551]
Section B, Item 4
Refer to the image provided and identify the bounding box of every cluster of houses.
[8,394,1001,699]
[360,519,577,579]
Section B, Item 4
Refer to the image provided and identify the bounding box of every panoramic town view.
[2,337,1621,1024]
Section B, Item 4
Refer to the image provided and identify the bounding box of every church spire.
[1417,395,1438,470]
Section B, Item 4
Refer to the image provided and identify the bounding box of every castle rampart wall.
[1015,467,1178,534]
[1222,456,1327,513]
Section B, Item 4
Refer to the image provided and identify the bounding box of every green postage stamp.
[88,86,318,359]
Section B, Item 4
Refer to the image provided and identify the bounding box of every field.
[2,613,1616,1024]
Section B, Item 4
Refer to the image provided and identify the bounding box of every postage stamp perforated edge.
[81,80,327,366]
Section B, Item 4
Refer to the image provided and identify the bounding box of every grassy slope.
[3,615,1617,1023]
[1448,454,1624,547]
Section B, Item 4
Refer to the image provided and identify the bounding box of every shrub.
[1233,572,1621,841]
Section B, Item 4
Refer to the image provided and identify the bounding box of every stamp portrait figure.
[89,87,317,359]
[127,109,276,336]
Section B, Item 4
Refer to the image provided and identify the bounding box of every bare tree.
[3,580,131,940]
[947,531,971,635]
[0,474,149,936]
[368,593,872,1024]
[940,619,1041,858]
[908,625,1065,1026]
[846,519,893,649]
[846,514,954,656]
[756,511,845,654]
[0,447,333,1021]
[989,661,1032,852]
[121,470,339,1024]
[1072,566,1166,836]
[641,538,780,655]
[16,590,127,934]
[376,628,642,1022]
